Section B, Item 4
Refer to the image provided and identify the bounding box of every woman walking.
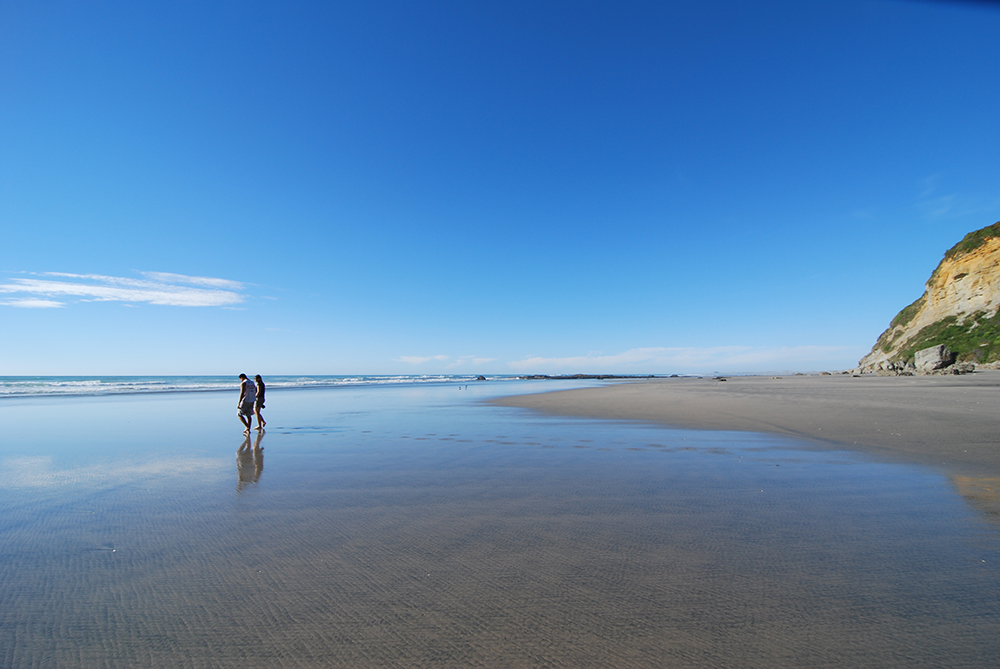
[254,375,266,430]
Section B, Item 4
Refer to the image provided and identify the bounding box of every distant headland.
[858,220,1000,375]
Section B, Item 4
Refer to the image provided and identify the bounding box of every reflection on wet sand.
[236,431,264,491]
[952,476,1000,522]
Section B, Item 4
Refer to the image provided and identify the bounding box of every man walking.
[237,373,256,433]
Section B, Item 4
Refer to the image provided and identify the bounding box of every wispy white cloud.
[919,174,941,198]
[446,355,496,369]
[508,346,863,374]
[140,271,245,290]
[397,354,496,367]
[0,271,246,308]
[913,175,1000,221]
[2,298,65,308]
[397,355,450,364]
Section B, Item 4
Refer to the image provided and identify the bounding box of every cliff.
[859,221,1000,372]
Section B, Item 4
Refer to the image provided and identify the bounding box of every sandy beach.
[494,371,1000,478]
[3,381,1000,667]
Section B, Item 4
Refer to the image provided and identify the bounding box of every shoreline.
[494,371,1000,478]
[0,374,526,401]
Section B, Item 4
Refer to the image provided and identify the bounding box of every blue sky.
[2,0,999,375]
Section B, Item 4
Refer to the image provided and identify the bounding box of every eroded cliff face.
[859,223,1000,371]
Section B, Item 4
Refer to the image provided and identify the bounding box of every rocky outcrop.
[863,345,974,376]
[858,221,1000,374]
[914,345,955,373]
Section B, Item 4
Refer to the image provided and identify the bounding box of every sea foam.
[0,375,513,398]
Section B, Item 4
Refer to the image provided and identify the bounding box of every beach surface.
[494,371,1000,477]
[2,381,999,667]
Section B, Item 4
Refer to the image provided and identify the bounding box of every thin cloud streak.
[397,355,450,364]
[2,298,65,308]
[446,356,497,369]
[398,355,497,367]
[141,271,245,290]
[508,346,864,373]
[0,272,246,307]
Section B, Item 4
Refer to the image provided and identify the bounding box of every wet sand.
[494,371,1000,477]
[2,383,999,667]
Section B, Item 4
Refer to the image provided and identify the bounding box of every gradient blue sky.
[2,0,999,375]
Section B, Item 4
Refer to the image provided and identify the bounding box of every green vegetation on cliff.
[898,310,1000,365]
[928,220,1000,283]
[890,295,925,329]
[943,221,1000,261]
[865,221,1000,368]
[875,295,926,354]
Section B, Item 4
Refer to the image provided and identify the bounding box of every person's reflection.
[236,431,264,491]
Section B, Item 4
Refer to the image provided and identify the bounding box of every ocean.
[0,374,520,398]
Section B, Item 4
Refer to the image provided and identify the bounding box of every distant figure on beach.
[254,375,266,430]
[237,373,256,433]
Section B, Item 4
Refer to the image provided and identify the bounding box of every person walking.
[237,373,256,433]
[254,374,266,430]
